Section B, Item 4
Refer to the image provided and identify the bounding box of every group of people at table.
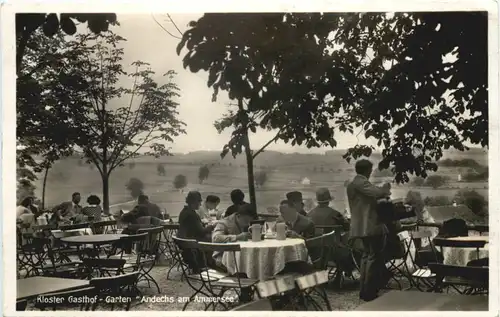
[16,159,487,305]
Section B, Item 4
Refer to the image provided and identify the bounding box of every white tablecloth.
[51,228,93,239]
[221,238,308,280]
[441,236,489,266]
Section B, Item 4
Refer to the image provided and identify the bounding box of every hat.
[286,191,303,203]
[316,188,333,203]
[185,191,202,204]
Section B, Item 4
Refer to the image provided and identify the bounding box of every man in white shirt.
[196,195,220,224]
[16,197,34,219]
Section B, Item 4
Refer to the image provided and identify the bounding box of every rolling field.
[32,150,489,218]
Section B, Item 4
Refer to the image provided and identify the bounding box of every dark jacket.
[308,204,350,232]
[178,206,212,242]
[224,202,249,218]
[277,213,316,239]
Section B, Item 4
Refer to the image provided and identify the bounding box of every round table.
[221,238,308,280]
[442,236,489,266]
[61,234,126,246]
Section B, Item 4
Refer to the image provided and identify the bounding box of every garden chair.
[428,263,488,295]
[384,230,415,290]
[197,241,260,311]
[81,258,126,279]
[91,220,117,234]
[408,230,443,291]
[90,272,140,311]
[172,237,228,311]
[161,223,184,279]
[135,226,163,293]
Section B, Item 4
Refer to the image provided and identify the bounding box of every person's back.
[225,189,247,218]
[308,204,349,232]
[146,202,163,219]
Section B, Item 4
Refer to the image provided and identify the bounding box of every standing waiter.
[347,159,391,301]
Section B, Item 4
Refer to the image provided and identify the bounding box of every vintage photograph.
[12,8,492,312]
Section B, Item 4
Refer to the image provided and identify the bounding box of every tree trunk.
[102,166,110,214]
[243,131,257,208]
[41,166,50,209]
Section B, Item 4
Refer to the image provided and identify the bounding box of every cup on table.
[248,224,263,242]
[276,223,286,240]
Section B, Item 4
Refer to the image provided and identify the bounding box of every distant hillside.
[35,147,487,170]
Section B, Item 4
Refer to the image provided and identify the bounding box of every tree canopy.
[177,12,488,184]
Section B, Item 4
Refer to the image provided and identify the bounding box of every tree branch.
[109,127,160,172]
[252,129,283,159]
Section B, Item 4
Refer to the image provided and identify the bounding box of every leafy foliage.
[125,177,144,199]
[454,189,487,216]
[16,13,117,74]
[18,30,186,211]
[177,12,487,186]
[462,166,488,182]
[157,163,166,176]
[173,174,188,190]
[198,165,210,184]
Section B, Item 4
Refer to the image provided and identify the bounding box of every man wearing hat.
[308,188,353,286]
[308,188,349,232]
[178,191,217,273]
[286,191,308,216]
[178,191,215,241]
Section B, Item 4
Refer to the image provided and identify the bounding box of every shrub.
[173,174,187,190]
[411,177,425,186]
[157,163,166,176]
[462,166,488,182]
[198,165,210,184]
[254,171,268,188]
[454,189,487,216]
[125,178,144,199]
[439,158,481,168]
[424,175,448,189]
[373,168,393,177]
[424,195,451,206]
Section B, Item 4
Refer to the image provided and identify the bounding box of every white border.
[2,0,498,316]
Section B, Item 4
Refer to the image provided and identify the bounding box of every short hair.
[186,191,202,204]
[20,196,33,207]
[237,203,257,218]
[355,159,373,175]
[138,194,149,204]
[280,200,294,208]
[230,189,245,204]
[206,195,220,204]
[87,195,101,205]
[72,192,81,198]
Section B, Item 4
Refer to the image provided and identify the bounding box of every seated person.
[81,194,104,222]
[212,204,255,266]
[308,188,355,282]
[137,194,164,219]
[223,189,249,218]
[178,191,216,272]
[51,192,83,223]
[197,195,221,224]
[212,203,256,302]
[286,191,309,217]
[277,200,315,239]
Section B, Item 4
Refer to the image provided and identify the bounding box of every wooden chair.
[161,223,184,279]
[90,272,140,311]
[81,258,126,279]
[197,242,259,311]
[433,237,487,262]
[136,226,164,293]
[172,237,227,311]
[408,230,442,291]
[385,230,415,290]
[59,222,91,231]
[428,263,488,295]
[254,275,298,309]
[91,220,117,234]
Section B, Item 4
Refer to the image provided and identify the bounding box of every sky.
[107,14,378,154]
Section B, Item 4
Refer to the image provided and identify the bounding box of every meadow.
[32,149,489,218]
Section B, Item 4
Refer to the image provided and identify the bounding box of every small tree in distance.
[424,175,448,189]
[412,177,425,187]
[254,171,268,188]
[198,165,210,184]
[126,177,144,199]
[173,174,187,191]
[157,163,166,176]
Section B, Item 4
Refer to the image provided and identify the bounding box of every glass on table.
[265,221,277,234]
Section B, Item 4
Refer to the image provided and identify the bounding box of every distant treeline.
[439,158,482,168]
